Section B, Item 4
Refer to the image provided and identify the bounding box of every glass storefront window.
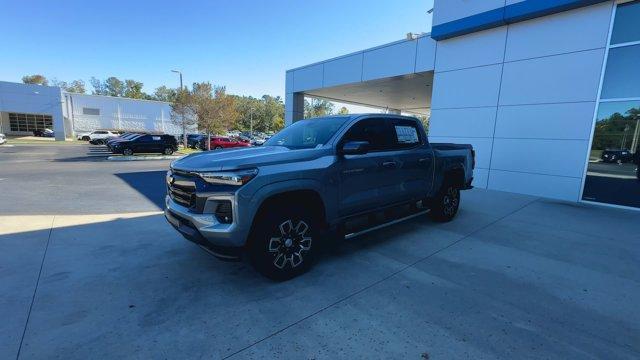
[610,0,640,45]
[583,101,640,207]
[583,1,640,208]
[600,44,640,99]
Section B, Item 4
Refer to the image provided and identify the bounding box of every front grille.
[168,170,197,209]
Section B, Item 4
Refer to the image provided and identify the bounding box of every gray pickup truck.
[165,114,474,279]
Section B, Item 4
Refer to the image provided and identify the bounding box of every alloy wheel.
[268,220,312,269]
[443,186,459,216]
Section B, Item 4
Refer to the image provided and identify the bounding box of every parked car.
[106,133,145,150]
[0,133,6,145]
[165,114,475,279]
[250,136,266,146]
[187,134,205,149]
[200,136,252,150]
[33,129,54,137]
[80,130,121,143]
[110,134,177,155]
[601,149,634,163]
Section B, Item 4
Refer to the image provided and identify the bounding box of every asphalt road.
[1,144,639,359]
[0,144,170,215]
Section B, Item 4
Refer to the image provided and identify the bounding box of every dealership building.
[0,81,181,140]
[285,0,640,209]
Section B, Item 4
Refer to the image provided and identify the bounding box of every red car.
[202,136,251,150]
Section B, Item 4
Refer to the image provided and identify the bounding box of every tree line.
[22,74,356,143]
[594,107,640,151]
[22,74,178,102]
[170,82,289,148]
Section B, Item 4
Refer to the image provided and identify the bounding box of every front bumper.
[164,196,247,260]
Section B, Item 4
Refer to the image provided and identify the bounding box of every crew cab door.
[336,118,403,217]
[388,117,434,201]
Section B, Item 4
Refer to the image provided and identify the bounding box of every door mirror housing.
[340,141,370,155]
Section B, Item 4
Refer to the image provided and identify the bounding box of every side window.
[137,135,152,142]
[390,119,421,150]
[341,118,394,152]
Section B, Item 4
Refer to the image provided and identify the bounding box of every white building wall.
[62,93,182,135]
[0,81,65,140]
[285,36,438,126]
[429,1,614,200]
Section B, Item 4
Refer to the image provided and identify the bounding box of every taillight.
[471,149,476,169]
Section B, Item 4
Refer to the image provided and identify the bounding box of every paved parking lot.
[1,144,639,359]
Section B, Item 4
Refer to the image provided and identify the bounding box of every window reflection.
[583,101,640,207]
[601,45,640,99]
[610,0,640,45]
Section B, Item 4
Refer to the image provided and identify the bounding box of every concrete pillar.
[53,89,66,141]
[285,71,304,126]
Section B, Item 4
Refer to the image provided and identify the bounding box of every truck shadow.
[115,171,167,210]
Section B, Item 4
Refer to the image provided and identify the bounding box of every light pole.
[171,70,186,147]
[250,107,254,137]
[171,69,183,90]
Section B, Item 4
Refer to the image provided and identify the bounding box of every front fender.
[240,178,336,231]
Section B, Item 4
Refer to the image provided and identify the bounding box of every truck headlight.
[197,168,258,186]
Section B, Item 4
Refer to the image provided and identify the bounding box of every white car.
[77,130,120,141]
[0,133,6,145]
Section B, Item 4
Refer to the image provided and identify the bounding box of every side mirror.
[340,141,370,155]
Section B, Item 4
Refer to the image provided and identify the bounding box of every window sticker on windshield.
[395,126,418,143]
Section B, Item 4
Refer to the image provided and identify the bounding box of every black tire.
[122,148,133,156]
[163,147,174,155]
[430,179,461,222]
[82,136,90,141]
[248,203,319,280]
[214,146,223,150]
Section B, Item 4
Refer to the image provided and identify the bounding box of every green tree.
[194,84,239,149]
[338,106,349,115]
[153,86,177,102]
[233,95,285,133]
[67,80,86,94]
[22,74,48,86]
[170,88,197,147]
[304,98,334,118]
[90,77,107,95]
[124,79,145,99]
[51,79,86,93]
[104,77,125,97]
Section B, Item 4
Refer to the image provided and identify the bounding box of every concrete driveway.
[1,145,639,359]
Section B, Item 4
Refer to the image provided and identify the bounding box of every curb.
[107,155,184,161]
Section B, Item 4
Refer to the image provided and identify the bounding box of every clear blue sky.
[0,0,433,99]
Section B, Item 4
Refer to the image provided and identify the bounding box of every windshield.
[264,117,348,149]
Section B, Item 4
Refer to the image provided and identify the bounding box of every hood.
[172,146,327,172]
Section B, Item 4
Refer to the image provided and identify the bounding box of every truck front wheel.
[430,180,460,222]
[248,204,318,280]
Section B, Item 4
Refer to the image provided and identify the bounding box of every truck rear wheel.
[248,204,318,280]
[430,179,460,222]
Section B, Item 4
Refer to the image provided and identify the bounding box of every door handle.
[382,161,397,169]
